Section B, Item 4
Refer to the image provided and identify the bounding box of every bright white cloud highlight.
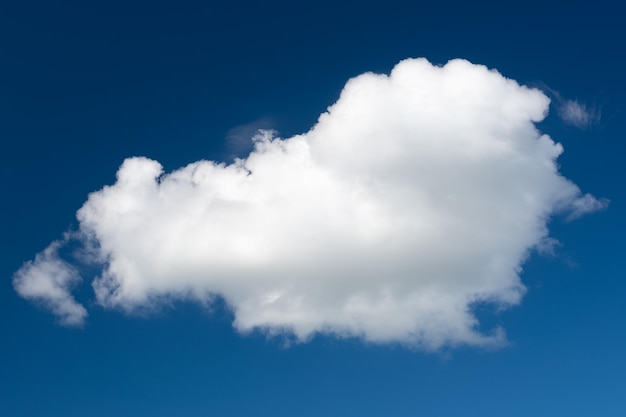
[14,58,607,349]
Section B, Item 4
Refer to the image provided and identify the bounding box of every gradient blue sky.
[1,1,625,416]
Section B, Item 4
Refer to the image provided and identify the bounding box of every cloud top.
[14,58,606,349]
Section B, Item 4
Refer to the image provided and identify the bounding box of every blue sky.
[1,0,625,416]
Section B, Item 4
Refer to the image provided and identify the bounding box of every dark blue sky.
[1,1,625,416]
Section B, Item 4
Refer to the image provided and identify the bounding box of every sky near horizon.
[1,1,625,416]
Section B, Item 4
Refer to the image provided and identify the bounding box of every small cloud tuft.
[226,118,275,157]
[14,58,607,349]
[13,241,87,327]
[567,193,609,221]
[558,99,600,129]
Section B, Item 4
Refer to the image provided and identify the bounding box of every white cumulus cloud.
[14,58,607,349]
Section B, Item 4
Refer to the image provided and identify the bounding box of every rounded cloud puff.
[14,58,607,349]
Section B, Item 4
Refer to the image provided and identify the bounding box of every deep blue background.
[1,1,624,415]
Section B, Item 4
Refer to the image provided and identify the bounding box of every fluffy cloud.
[14,58,606,349]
